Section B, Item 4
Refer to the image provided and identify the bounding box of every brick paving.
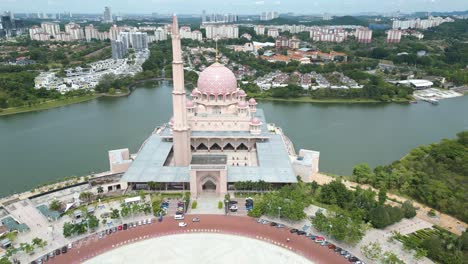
[47,215,348,264]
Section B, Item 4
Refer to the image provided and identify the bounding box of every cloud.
[254,1,265,5]
[274,0,281,5]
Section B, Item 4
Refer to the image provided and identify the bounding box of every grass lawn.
[0,94,101,116]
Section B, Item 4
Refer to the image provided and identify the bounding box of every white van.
[174,214,184,220]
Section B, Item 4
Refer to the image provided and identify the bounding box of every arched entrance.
[202,180,217,192]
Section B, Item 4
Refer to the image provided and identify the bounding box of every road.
[48,215,349,264]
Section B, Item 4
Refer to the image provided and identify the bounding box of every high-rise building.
[204,24,238,39]
[154,27,167,41]
[202,10,207,23]
[355,27,372,43]
[111,39,127,59]
[254,25,265,36]
[109,25,122,40]
[386,29,402,43]
[260,11,279,21]
[84,24,98,41]
[104,6,113,23]
[41,22,60,37]
[65,22,83,40]
[267,28,279,38]
[131,32,148,50]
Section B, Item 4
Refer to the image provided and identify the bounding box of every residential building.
[130,32,148,50]
[111,39,128,59]
[41,22,60,37]
[84,24,98,41]
[261,11,279,21]
[386,29,402,43]
[204,24,239,39]
[267,28,279,38]
[109,25,122,40]
[254,25,265,35]
[154,27,167,41]
[355,27,372,43]
[104,6,113,23]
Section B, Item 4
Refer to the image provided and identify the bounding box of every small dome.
[191,89,198,96]
[169,117,174,124]
[248,98,257,105]
[251,117,261,125]
[197,62,237,95]
[186,100,194,108]
[238,89,246,96]
[238,101,248,108]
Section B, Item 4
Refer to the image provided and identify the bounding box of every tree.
[381,251,405,264]
[361,242,382,261]
[63,222,74,237]
[20,242,34,254]
[97,186,104,194]
[49,200,62,211]
[110,208,120,219]
[0,257,12,264]
[352,163,373,184]
[32,237,47,249]
[401,201,417,218]
[378,186,387,205]
[87,215,99,230]
[369,205,391,228]
[79,192,94,203]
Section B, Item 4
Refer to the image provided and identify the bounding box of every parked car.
[178,222,187,227]
[328,244,336,250]
[142,219,147,225]
[276,224,285,228]
[348,256,359,262]
[67,243,73,249]
[174,214,184,220]
[147,218,152,224]
[297,231,307,236]
[61,246,67,254]
[261,220,269,225]
[334,247,342,252]
[229,204,238,212]
[48,252,54,258]
[123,223,128,230]
[290,229,299,233]
[55,249,61,256]
[340,250,348,256]
[270,222,278,227]
[229,200,238,205]
[192,217,200,222]
[320,241,328,246]
[138,220,142,226]
[98,232,103,239]
[118,225,123,230]
[256,218,262,223]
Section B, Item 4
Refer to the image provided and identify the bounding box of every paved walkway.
[85,233,312,264]
[315,173,467,235]
[47,215,348,264]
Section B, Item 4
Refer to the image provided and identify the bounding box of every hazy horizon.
[1,0,467,15]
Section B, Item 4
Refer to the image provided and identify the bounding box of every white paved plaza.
[85,233,313,264]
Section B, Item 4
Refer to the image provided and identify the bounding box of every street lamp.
[278,207,282,219]
[224,199,229,215]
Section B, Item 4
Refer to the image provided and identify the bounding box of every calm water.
[1,81,467,197]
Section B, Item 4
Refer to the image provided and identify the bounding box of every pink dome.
[251,117,261,125]
[238,90,246,96]
[186,100,194,107]
[191,89,198,96]
[169,117,174,124]
[238,101,247,108]
[248,98,257,105]
[197,62,237,94]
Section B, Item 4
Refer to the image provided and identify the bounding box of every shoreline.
[0,94,102,116]
[254,96,411,104]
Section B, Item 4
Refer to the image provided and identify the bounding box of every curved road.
[49,215,348,264]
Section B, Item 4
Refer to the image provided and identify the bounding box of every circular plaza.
[85,233,312,264]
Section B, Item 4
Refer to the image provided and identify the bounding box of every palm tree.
[97,186,104,194]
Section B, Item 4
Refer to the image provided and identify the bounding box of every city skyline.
[1,0,467,15]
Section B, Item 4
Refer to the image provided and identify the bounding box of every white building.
[154,27,167,41]
[204,24,239,39]
[40,22,60,37]
[109,25,122,40]
[261,11,279,21]
[104,6,113,23]
[84,24,98,41]
[254,25,265,35]
[191,30,203,41]
[180,26,192,39]
[267,28,279,38]
[355,27,372,43]
[386,29,402,43]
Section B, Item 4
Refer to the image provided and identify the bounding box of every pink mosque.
[109,15,320,198]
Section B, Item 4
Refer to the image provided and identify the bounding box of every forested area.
[248,179,417,245]
[352,131,468,222]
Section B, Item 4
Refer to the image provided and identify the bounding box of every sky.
[1,0,467,14]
